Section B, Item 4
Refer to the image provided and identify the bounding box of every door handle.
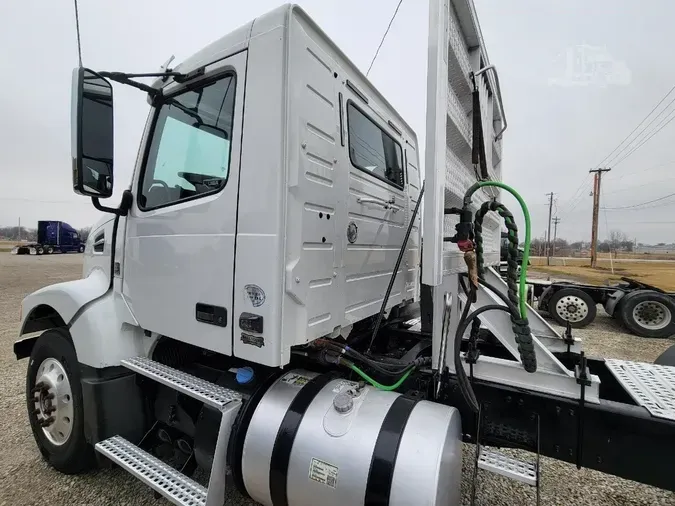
[357,196,397,211]
[195,303,227,327]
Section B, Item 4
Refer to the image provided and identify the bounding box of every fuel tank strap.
[365,395,419,506]
[269,373,335,506]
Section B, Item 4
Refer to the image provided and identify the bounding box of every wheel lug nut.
[31,382,47,394]
[44,393,55,400]
[39,416,55,427]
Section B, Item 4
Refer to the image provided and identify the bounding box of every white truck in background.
[13,2,675,506]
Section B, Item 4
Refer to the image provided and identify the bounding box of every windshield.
[139,73,236,210]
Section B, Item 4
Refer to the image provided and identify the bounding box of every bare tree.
[77,227,91,242]
[609,230,628,258]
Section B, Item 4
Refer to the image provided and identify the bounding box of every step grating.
[477,448,537,486]
[605,359,675,421]
[121,357,241,410]
[96,436,206,506]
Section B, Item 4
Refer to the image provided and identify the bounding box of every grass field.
[0,240,16,252]
[530,257,675,291]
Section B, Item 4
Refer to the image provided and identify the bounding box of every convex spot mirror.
[71,67,114,198]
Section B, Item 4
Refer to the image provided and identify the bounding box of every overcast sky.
[2,0,675,244]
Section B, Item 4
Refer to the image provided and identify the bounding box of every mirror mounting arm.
[98,72,168,97]
[91,190,133,217]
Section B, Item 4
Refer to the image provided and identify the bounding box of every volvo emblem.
[347,222,358,244]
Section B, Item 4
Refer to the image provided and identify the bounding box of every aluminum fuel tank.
[240,370,462,506]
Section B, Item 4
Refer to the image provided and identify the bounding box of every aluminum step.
[477,448,537,486]
[96,436,206,506]
[121,357,242,410]
[605,359,675,421]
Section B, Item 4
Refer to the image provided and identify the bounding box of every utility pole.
[589,167,611,268]
[552,217,561,257]
[546,192,555,265]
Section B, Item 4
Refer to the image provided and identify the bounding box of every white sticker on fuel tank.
[281,372,311,387]
[308,458,338,489]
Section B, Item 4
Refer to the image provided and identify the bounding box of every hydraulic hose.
[318,340,419,376]
[344,361,414,391]
[454,288,480,412]
[464,182,537,373]
[464,181,531,318]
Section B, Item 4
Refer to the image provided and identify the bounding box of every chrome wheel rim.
[633,301,671,330]
[555,295,588,323]
[32,358,74,446]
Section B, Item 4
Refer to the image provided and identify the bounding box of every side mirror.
[71,67,114,198]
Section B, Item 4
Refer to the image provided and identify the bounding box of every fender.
[20,268,109,334]
[15,269,108,360]
[603,289,626,317]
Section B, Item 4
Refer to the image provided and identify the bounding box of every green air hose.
[345,361,414,391]
[465,181,531,318]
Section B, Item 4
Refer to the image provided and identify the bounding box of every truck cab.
[13,3,675,505]
[67,5,421,368]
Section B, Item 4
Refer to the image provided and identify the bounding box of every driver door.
[122,52,245,355]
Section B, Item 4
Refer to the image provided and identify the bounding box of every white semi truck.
[14,2,675,505]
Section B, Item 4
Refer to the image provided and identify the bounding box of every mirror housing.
[71,67,114,198]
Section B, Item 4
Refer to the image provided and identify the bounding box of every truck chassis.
[530,277,675,338]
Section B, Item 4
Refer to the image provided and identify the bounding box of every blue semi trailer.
[12,221,84,255]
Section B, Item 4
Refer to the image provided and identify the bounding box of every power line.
[602,192,675,210]
[557,174,592,218]
[611,159,675,182]
[602,200,675,212]
[604,95,675,167]
[611,108,675,168]
[594,83,675,169]
[603,175,675,196]
[366,0,404,77]
[73,0,83,67]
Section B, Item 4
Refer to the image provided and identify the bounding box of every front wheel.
[547,287,597,328]
[619,291,675,339]
[26,329,94,474]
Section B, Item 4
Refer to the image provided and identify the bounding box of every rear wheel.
[619,291,675,338]
[36,246,44,255]
[548,287,597,328]
[46,246,54,254]
[26,329,94,474]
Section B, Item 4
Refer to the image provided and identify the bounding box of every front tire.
[46,246,54,254]
[26,329,94,474]
[548,287,597,328]
[618,291,675,339]
[78,245,85,253]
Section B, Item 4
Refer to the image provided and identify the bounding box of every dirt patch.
[530,259,675,291]
[1,253,673,505]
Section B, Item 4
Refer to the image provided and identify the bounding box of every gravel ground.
[0,253,673,505]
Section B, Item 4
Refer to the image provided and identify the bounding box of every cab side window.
[347,102,404,189]
[139,74,236,210]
